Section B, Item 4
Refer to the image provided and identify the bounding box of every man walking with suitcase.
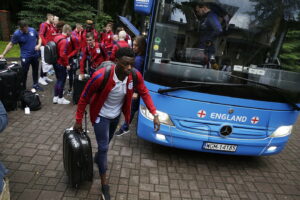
[74,47,160,200]
[0,20,43,91]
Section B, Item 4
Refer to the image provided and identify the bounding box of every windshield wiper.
[157,81,245,94]
[227,74,300,111]
[258,63,282,69]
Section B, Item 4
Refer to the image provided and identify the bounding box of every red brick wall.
[0,10,11,41]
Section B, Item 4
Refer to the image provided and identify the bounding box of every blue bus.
[133,0,300,156]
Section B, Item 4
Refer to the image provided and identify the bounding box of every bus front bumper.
[137,115,289,156]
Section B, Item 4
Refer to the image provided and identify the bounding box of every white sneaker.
[44,76,53,82]
[39,77,48,85]
[58,97,70,104]
[53,96,58,104]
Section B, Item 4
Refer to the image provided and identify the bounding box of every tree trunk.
[97,0,104,15]
[122,0,129,16]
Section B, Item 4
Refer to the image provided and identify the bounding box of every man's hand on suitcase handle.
[73,122,83,133]
[79,74,85,81]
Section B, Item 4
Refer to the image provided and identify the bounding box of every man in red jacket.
[100,22,114,56]
[109,30,130,62]
[66,28,81,94]
[52,24,72,105]
[79,32,107,78]
[39,13,56,85]
[81,20,99,51]
[72,23,83,43]
[74,47,160,200]
[53,16,60,33]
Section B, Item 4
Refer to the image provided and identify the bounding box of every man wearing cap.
[81,20,99,51]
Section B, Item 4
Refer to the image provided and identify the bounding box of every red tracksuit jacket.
[109,40,130,62]
[76,65,157,125]
[81,29,99,50]
[67,33,81,59]
[54,34,69,67]
[39,22,56,46]
[101,30,114,52]
[72,30,82,44]
[79,42,107,74]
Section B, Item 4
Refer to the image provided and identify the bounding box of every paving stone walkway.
[0,70,299,200]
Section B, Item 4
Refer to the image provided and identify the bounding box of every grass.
[0,41,20,58]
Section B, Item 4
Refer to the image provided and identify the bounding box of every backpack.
[20,90,41,111]
[97,64,138,93]
[115,41,129,50]
[44,38,65,65]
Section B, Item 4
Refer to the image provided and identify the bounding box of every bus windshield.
[145,0,300,103]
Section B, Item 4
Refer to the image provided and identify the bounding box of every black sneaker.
[32,84,44,91]
[67,89,72,96]
[101,184,110,200]
[115,128,130,136]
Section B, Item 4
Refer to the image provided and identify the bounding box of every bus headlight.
[140,105,174,126]
[270,125,293,137]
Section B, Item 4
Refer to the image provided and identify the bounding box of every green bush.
[280,30,300,72]
[18,0,97,29]
[0,41,20,58]
[94,13,113,32]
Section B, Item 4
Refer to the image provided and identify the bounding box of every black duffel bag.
[20,90,41,111]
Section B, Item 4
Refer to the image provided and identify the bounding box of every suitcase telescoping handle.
[75,111,87,135]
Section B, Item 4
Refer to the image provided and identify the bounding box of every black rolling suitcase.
[72,75,89,105]
[72,65,112,105]
[63,111,93,188]
[0,59,7,70]
[0,69,18,111]
[8,63,25,97]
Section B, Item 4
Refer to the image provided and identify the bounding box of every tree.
[280,29,300,72]
[94,0,113,32]
[18,0,96,29]
[249,0,300,72]
[122,0,130,16]
[97,0,104,14]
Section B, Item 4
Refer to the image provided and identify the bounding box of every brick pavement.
[0,72,300,200]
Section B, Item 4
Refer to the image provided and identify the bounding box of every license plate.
[203,142,237,152]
